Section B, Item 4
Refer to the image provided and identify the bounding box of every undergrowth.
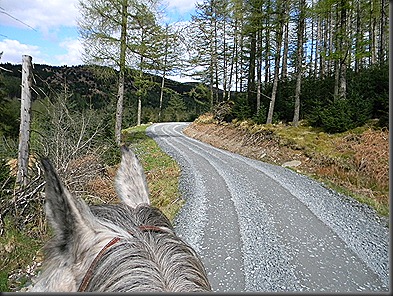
[0,219,42,292]
[0,124,182,291]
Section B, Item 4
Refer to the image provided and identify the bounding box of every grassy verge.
[122,124,183,221]
[0,219,43,292]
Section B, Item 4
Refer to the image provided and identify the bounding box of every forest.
[186,0,389,131]
[0,0,390,143]
[0,0,389,291]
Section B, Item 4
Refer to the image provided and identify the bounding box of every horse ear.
[115,145,150,208]
[41,158,93,248]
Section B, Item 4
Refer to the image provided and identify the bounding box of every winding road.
[146,122,389,293]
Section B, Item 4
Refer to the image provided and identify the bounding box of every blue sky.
[0,0,200,67]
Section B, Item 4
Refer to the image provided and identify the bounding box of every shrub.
[213,100,235,122]
[319,100,355,133]
[232,94,251,120]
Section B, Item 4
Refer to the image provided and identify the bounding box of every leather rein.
[78,225,167,292]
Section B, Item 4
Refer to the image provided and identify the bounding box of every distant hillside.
[0,63,200,111]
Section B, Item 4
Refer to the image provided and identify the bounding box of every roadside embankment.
[183,115,389,217]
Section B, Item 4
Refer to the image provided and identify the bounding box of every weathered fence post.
[16,55,33,187]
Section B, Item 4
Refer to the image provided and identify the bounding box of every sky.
[0,0,200,69]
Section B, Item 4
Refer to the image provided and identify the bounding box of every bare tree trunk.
[115,0,128,145]
[338,0,348,100]
[293,0,306,127]
[234,19,239,93]
[333,5,340,99]
[137,95,142,125]
[266,53,281,124]
[212,5,219,103]
[17,55,33,187]
[281,0,289,80]
[309,3,315,76]
[327,10,334,74]
[228,18,237,100]
[369,0,377,65]
[354,0,361,72]
[137,55,144,126]
[159,27,169,121]
[334,59,340,98]
[137,23,146,126]
[378,0,386,64]
[266,0,284,124]
[247,30,256,108]
[314,14,321,77]
[222,17,228,101]
[320,17,327,77]
[256,29,262,113]
[116,72,125,142]
[158,75,165,121]
[264,2,271,84]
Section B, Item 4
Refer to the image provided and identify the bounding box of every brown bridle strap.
[78,236,121,292]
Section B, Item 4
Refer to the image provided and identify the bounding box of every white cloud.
[0,38,83,66]
[55,38,83,65]
[166,0,201,13]
[0,39,47,64]
[0,0,79,31]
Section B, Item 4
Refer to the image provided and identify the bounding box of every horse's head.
[31,146,211,292]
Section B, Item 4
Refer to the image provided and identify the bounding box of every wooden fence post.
[16,55,33,187]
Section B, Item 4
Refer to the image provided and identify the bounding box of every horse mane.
[30,145,211,292]
[85,204,209,292]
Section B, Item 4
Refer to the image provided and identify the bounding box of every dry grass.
[316,128,389,211]
[184,118,389,217]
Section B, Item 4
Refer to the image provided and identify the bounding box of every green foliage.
[187,83,211,114]
[318,99,356,133]
[232,94,251,120]
[1,75,20,99]
[0,98,20,139]
[0,218,43,292]
[303,65,386,133]
[0,160,15,225]
[0,70,20,140]
[163,94,187,122]
[231,64,388,133]
[347,64,389,128]
[253,106,267,124]
[0,64,208,131]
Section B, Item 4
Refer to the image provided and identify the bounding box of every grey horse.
[31,145,211,292]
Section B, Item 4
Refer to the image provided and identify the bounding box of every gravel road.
[146,122,390,293]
